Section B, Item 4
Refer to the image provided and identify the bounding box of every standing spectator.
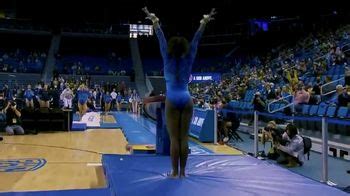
[60,86,74,109]
[110,88,118,110]
[103,91,112,112]
[39,84,51,108]
[23,85,35,109]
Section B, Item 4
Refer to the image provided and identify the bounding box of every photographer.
[4,101,25,135]
[276,124,304,167]
[261,121,285,159]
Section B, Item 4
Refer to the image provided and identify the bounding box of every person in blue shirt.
[144,7,215,178]
[116,92,122,111]
[24,85,35,109]
[77,84,90,119]
[103,91,112,112]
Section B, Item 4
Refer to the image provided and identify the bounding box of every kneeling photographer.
[4,101,25,135]
[262,122,304,167]
[276,124,304,167]
[261,121,285,159]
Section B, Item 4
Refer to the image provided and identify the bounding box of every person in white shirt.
[277,124,304,167]
[60,86,74,109]
[110,88,118,110]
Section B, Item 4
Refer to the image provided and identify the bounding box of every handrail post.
[321,117,328,183]
[254,111,259,157]
[213,108,218,145]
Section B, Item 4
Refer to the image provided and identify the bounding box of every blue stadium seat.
[337,107,348,118]
[308,105,319,116]
[301,105,311,115]
[317,105,327,116]
[336,107,350,136]
[326,106,336,117]
[306,105,319,131]
[327,106,337,133]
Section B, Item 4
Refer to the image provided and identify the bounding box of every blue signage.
[189,108,215,142]
[0,158,47,172]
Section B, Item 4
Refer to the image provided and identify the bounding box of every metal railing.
[251,111,338,184]
[320,77,344,96]
[267,95,294,113]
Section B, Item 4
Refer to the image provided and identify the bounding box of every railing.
[240,110,350,184]
[145,74,154,97]
[267,95,294,113]
[320,77,344,96]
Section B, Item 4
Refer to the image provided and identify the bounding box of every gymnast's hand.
[142,7,159,23]
[200,8,216,25]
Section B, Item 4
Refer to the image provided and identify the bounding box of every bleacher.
[56,55,133,75]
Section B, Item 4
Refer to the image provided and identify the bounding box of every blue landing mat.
[113,113,155,145]
[102,154,347,196]
[0,188,110,196]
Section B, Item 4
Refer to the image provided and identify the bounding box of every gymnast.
[143,7,215,178]
[77,84,90,120]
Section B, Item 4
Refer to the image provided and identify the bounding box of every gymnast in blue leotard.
[24,85,35,109]
[77,84,90,119]
[144,7,215,178]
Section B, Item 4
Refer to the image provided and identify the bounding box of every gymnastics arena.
[0,1,349,195]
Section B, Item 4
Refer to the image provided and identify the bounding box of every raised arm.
[143,7,167,60]
[189,8,216,61]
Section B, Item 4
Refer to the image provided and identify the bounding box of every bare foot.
[180,171,186,178]
[167,171,178,179]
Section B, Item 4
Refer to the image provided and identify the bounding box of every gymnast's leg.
[165,99,181,178]
[179,100,193,177]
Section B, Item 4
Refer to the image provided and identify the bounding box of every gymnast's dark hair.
[167,36,189,59]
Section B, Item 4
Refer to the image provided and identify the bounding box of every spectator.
[39,84,50,108]
[60,86,74,109]
[253,92,266,112]
[110,88,118,110]
[103,91,112,112]
[294,84,310,112]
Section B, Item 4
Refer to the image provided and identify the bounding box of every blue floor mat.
[102,154,347,196]
[0,188,110,196]
[113,112,155,145]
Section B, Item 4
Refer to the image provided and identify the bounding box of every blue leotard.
[154,25,204,109]
[104,95,112,104]
[24,89,35,101]
[77,90,90,105]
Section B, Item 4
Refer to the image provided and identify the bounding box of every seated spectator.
[4,101,25,135]
[294,84,310,112]
[336,85,349,107]
[217,98,241,143]
[253,92,266,112]
[276,124,304,167]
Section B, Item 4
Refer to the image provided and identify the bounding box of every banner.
[190,73,221,83]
